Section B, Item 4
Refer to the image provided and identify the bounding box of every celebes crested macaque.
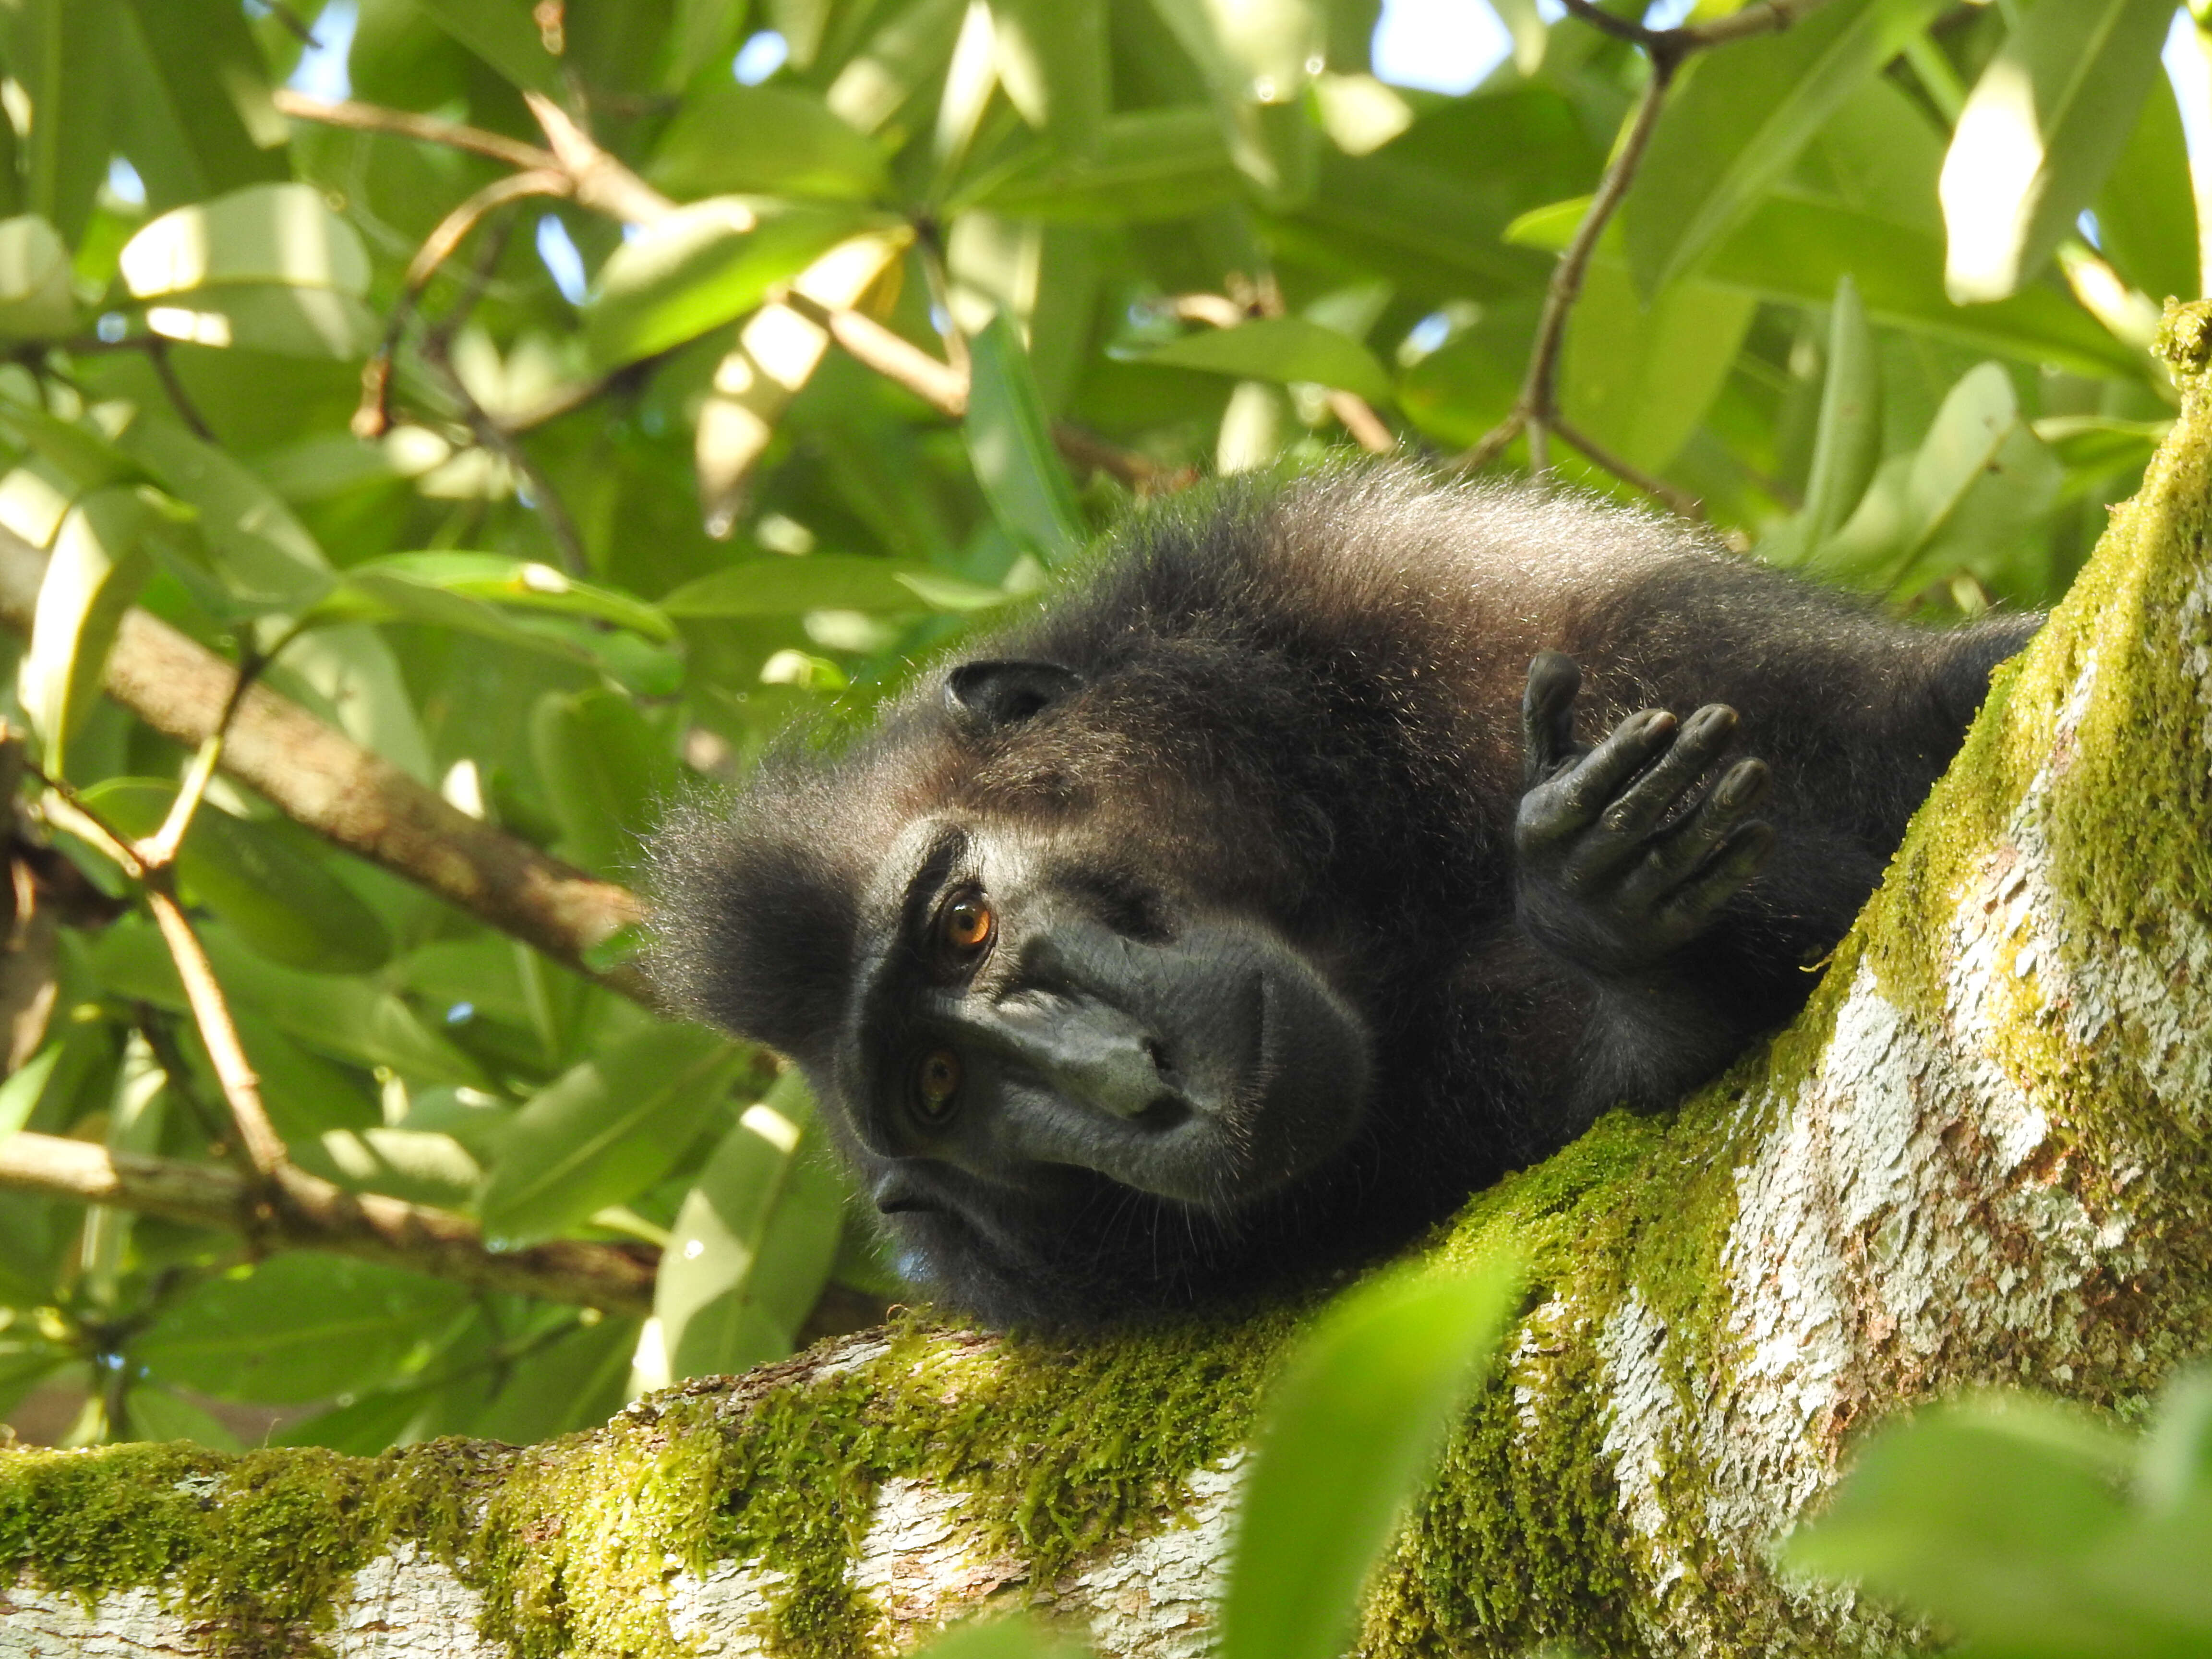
[651,469,2038,1325]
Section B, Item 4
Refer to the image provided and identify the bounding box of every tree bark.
[5,308,2212,1659]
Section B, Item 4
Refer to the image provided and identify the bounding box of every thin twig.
[776,289,1186,491]
[141,632,289,870]
[31,763,292,1181]
[781,289,969,414]
[144,888,290,1180]
[144,339,216,442]
[1452,55,1675,482]
[252,0,320,47]
[358,181,551,440]
[1453,0,1832,508]
[420,331,590,577]
[522,90,676,225]
[272,90,559,173]
[1552,417,1706,520]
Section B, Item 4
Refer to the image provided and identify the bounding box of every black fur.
[651,469,2037,1325]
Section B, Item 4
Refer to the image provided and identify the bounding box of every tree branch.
[0,524,649,1002]
[1453,0,1835,508]
[271,91,559,173]
[0,1132,656,1313]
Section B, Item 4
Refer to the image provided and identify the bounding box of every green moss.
[0,1439,485,1658]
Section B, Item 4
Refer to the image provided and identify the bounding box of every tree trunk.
[7,307,2212,1659]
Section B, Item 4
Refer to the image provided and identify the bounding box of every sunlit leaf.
[120,181,371,299]
[529,687,679,878]
[1939,0,2173,302]
[91,917,488,1087]
[656,1070,845,1380]
[1624,0,1942,296]
[1562,264,1755,475]
[411,0,563,92]
[20,486,156,776]
[1802,274,1883,545]
[138,1256,469,1404]
[0,217,76,338]
[343,553,676,641]
[993,0,1107,157]
[585,199,890,369]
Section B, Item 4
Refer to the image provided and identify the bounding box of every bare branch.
[522,90,676,225]
[1452,61,1676,491]
[272,91,559,174]
[1328,390,1397,454]
[144,890,291,1178]
[780,290,969,415]
[0,1131,657,1313]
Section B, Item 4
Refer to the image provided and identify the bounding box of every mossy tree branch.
[5,310,2211,1659]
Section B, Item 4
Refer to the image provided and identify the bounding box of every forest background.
[0,0,2188,1469]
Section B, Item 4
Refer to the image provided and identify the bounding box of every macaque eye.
[940,893,995,953]
[914,1048,962,1122]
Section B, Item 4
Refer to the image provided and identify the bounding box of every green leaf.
[140,284,381,360]
[1221,1250,1522,1659]
[649,85,890,202]
[340,553,675,641]
[138,1256,469,1403]
[80,778,393,974]
[411,0,563,92]
[1811,361,2062,598]
[110,414,337,613]
[478,1025,745,1246]
[992,0,1107,157]
[975,105,1241,222]
[115,0,289,208]
[90,917,488,1087]
[467,1313,640,1444]
[13,0,116,240]
[302,562,675,681]
[2032,414,2168,476]
[965,313,1084,564]
[1802,274,1883,546]
[1136,315,1394,404]
[1783,1395,2138,1647]
[0,216,75,338]
[529,687,679,879]
[656,1070,846,1380]
[1624,0,1941,296]
[119,181,372,299]
[0,1044,65,1139]
[19,486,156,777]
[2095,71,2201,304]
[584,199,888,369]
[1510,191,2142,377]
[1563,264,1755,476]
[1939,0,2174,302]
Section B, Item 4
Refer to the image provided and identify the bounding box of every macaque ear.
[944,660,1084,732]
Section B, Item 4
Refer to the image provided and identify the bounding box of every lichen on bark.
[6,309,2212,1659]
